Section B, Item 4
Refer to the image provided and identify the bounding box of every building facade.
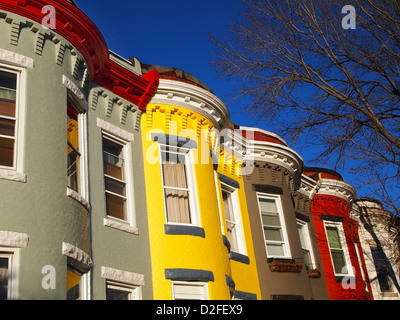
[0,0,398,300]
[0,0,158,299]
[241,127,329,300]
[140,65,260,300]
[304,168,373,300]
[353,198,400,300]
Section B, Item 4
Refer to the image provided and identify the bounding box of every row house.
[0,0,158,299]
[0,0,399,300]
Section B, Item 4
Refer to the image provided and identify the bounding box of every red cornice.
[0,0,159,110]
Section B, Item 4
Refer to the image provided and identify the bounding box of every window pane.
[298,224,306,248]
[0,71,17,90]
[67,151,79,192]
[331,250,347,274]
[165,188,191,223]
[67,268,81,300]
[266,244,285,256]
[259,198,277,213]
[104,162,123,180]
[0,137,14,167]
[0,100,15,118]
[103,138,124,179]
[0,118,15,137]
[222,191,234,221]
[106,193,126,220]
[326,226,342,249]
[262,213,280,226]
[173,283,206,300]
[162,161,187,189]
[0,257,9,300]
[264,227,283,241]
[106,288,130,300]
[105,177,126,196]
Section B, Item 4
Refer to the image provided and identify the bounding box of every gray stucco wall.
[0,10,152,299]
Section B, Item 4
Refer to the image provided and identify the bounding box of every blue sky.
[76,0,253,127]
[74,1,364,188]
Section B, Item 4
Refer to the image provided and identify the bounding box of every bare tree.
[209,0,400,213]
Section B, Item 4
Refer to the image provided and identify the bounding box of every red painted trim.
[0,0,159,110]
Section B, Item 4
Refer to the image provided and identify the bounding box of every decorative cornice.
[0,0,159,110]
[243,138,303,178]
[149,78,230,129]
[316,178,356,204]
[0,0,108,76]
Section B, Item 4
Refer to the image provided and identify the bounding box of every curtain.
[163,160,191,224]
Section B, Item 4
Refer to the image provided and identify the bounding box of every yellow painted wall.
[216,150,261,299]
[141,103,260,300]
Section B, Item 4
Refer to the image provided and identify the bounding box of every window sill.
[67,187,90,211]
[104,217,139,235]
[229,251,250,264]
[164,224,205,238]
[0,169,26,183]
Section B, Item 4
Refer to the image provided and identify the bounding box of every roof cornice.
[0,0,159,110]
[149,78,230,129]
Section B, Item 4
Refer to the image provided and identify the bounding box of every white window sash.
[257,193,291,258]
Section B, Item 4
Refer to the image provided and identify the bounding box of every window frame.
[67,101,87,198]
[171,281,208,300]
[220,182,246,255]
[159,143,199,227]
[0,65,26,174]
[323,221,353,277]
[105,280,141,300]
[257,193,291,259]
[102,132,134,224]
[296,219,316,269]
[0,248,19,300]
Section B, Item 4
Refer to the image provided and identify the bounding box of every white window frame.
[106,280,141,300]
[67,265,90,300]
[159,144,200,226]
[0,64,27,180]
[257,193,291,259]
[324,221,354,277]
[220,182,246,255]
[171,281,208,300]
[297,219,316,269]
[66,98,88,201]
[0,248,19,300]
[102,132,134,226]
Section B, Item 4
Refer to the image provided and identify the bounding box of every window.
[103,135,127,221]
[161,145,197,225]
[297,220,314,269]
[0,254,12,300]
[370,246,393,292]
[0,69,18,168]
[67,266,82,300]
[325,223,350,275]
[172,281,208,300]
[257,195,290,258]
[106,281,140,300]
[67,106,80,192]
[221,184,245,254]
